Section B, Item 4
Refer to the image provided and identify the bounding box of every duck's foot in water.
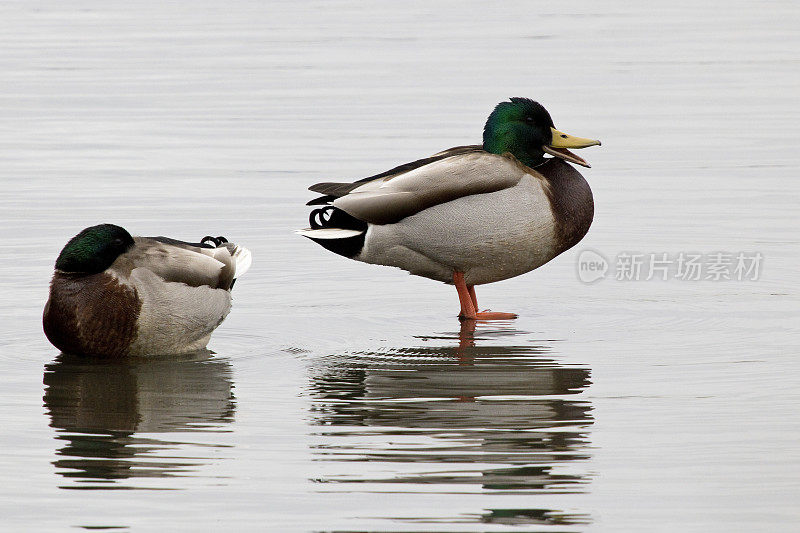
[471,311,519,320]
[453,271,518,321]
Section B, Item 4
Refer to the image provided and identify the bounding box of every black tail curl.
[201,235,229,248]
[308,206,368,232]
[305,206,367,258]
[309,206,335,229]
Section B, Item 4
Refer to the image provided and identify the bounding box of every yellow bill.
[543,127,601,168]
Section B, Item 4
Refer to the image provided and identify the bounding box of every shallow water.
[2,1,799,531]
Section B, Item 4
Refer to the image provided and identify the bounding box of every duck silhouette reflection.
[43,352,235,489]
[309,321,594,503]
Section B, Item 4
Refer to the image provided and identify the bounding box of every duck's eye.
[524,116,535,123]
[112,238,123,246]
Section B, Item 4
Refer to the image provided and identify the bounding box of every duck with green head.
[298,97,600,320]
[43,224,252,357]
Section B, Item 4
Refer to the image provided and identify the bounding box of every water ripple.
[43,353,236,490]
[306,321,594,511]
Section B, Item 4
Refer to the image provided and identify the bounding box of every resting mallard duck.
[43,224,251,356]
[298,97,600,320]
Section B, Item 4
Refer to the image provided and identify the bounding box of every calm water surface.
[1,1,799,531]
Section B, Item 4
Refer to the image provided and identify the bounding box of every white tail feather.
[296,228,364,239]
[230,245,252,277]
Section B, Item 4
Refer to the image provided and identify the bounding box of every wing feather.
[124,238,250,290]
[306,145,484,203]
[331,151,526,224]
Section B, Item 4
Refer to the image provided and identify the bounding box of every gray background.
[1,1,798,531]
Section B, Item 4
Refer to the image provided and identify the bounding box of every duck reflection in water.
[43,351,235,489]
[309,320,593,526]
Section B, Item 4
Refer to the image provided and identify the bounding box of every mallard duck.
[43,224,252,356]
[298,97,600,320]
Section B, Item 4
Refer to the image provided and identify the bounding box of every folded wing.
[132,237,251,290]
[311,151,527,225]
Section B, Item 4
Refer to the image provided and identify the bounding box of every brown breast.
[43,272,142,357]
[537,158,595,255]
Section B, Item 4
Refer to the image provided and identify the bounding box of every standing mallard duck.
[298,98,600,320]
[43,224,251,356]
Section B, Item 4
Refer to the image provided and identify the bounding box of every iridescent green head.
[483,97,601,168]
[483,98,555,167]
[55,224,134,274]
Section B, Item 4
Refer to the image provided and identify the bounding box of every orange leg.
[467,284,478,312]
[454,271,477,319]
[453,271,518,320]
